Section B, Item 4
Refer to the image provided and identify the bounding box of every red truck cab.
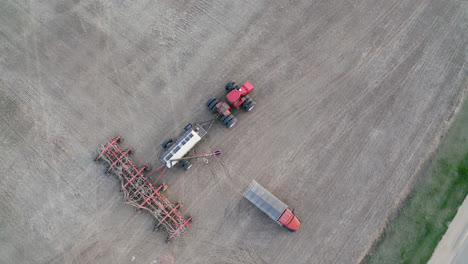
[244,180,302,232]
[278,209,302,232]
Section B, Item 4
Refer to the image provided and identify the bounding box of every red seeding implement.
[95,137,192,243]
[207,81,256,128]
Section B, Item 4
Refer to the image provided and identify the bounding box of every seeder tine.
[95,138,192,242]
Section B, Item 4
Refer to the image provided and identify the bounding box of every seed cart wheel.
[188,216,193,223]
[226,117,237,128]
[117,138,124,143]
[95,156,100,164]
[166,237,171,244]
[144,166,151,172]
[127,149,132,155]
[183,161,192,171]
[153,225,159,232]
[162,138,173,149]
[106,171,111,176]
[184,123,192,131]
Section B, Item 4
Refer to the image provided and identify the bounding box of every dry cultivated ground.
[0,0,467,263]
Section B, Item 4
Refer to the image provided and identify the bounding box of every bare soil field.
[0,0,467,263]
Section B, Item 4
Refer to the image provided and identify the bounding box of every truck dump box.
[243,180,288,225]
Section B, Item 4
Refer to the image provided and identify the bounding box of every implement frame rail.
[95,137,192,242]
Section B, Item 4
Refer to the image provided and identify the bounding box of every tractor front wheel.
[225,81,236,91]
[242,95,255,112]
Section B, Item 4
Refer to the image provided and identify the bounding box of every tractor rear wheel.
[220,114,228,122]
[206,98,215,107]
[208,98,219,113]
[226,117,237,128]
[223,114,234,125]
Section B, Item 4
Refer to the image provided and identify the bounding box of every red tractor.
[206,81,256,128]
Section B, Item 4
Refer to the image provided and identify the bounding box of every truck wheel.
[162,138,173,149]
[225,81,235,91]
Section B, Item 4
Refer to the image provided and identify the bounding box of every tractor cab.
[206,80,256,129]
[226,81,255,110]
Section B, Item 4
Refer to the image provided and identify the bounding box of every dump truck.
[160,123,207,170]
[243,180,301,232]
